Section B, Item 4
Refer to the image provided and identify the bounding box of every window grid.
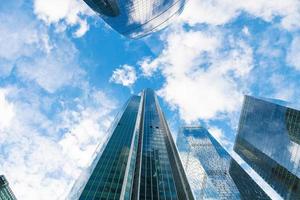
[234,96,300,199]
[177,127,271,199]
[139,89,179,200]
[79,96,140,200]
[78,89,193,200]
[98,0,187,38]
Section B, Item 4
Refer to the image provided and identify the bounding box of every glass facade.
[69,89,193,200]
[84,0,120,17]
[79,95,141,200]
[137,89,193,199]
[83,0,187,38]
[177,127,270,200]
[0,175,17,200]
[234,95,300,199]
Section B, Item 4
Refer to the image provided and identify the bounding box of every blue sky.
[0,0,300,199]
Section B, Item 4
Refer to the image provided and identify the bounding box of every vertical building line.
[132,90,146,200]
[154,93,194,199]
[120,92,144,199]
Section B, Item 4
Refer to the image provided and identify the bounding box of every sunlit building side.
[84,0,187,38]
[177,126,271,199]
[234,95,300,199]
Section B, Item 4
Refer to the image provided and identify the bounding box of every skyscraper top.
[69,88,193,199]
[84,0,187,38]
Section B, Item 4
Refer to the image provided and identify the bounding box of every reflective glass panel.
[234,95,300,199]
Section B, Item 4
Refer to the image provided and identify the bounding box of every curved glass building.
[84,0,187,38]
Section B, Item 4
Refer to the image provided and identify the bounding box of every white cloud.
[159,71,241,122]
[110,65,137,87]
[0,8,49,77]
[0,3,86,93]
[0,3,118,199]
[141,28,220,77]
[0,89,15,130]
[33,0,94,37]
[180,0,239,26]
[268,74,296,101]
[59,91,116,169]
[286,35,300,71]
[140,27,252,122]
[242,26,250,36]
[208,126,232,147]
[16,36,85,93]
[0,13,39,61]
[139,57,160,77]
[180,0,300,30]
[0,87,117,200]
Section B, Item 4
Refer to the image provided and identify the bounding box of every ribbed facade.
[0,175,17,200]
[70,89,193,200]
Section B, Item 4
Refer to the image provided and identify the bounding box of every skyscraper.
[84,0,186,38]
[69,89,193,199]
[234,95,300,199]
[176,126,271,199]
[0,175,17,200]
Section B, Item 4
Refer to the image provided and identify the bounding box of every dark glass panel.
[234,95,300,199]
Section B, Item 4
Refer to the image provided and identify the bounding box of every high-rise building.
[176,126,271,199]
[69,89,193,199]
[234,95,300,199]
[83,0,186,38]
[0,175,17,200]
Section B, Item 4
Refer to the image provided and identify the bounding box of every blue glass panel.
[234,95,300,199]
[70,89,193,200]
[177,127,270,199]
[139,89,179,199]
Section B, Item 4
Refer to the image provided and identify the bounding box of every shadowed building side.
[234,95,300,199]
[285,108,300,145]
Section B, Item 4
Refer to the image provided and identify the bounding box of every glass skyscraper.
[83,0,186,38]
[69,88,193,199]
[234,95,300,199]
[176,127,270,200]
[0,175,17,200]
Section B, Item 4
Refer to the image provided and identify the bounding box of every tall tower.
[0,175,17,200]
[70,89,193,199]
[234,95,300,199]
[176,127,271,199]
[83,0,187,38]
